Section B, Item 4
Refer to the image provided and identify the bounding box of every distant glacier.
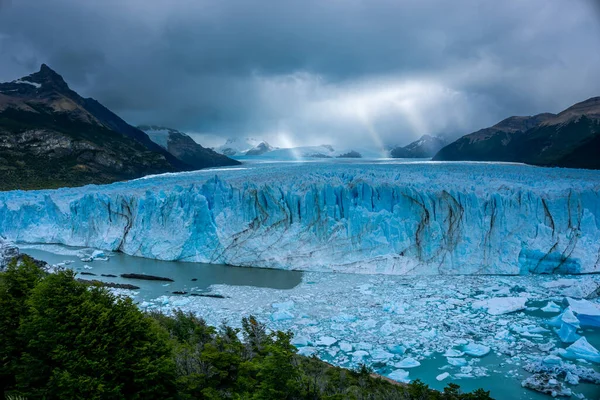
[1,162,599,275]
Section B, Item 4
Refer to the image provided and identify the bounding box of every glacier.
[1,161,600,275]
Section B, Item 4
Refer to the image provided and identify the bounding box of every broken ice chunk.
[297,347,317,357]
[272,300,295,310]
[316,336,337,347]
[352,350,370,362]
[331,313,357,322]
[563,297,600,327]
[541,301,561,313]
[422,328,437,339]
[462,343,490,357]
[360,318,378,329]
[386,344,406,355]
[370,348,394,362]
[558,337,600,363]
[556,322,580,343]
[447,357,468,367]
[548,307,581,343]
[339,341,353,352]
[436,372,450,381]
[565,372,579,385]
[472,297,527,315]
[270,310,295,321]
[356,342,374,351]
[542,355,562,366]
[395,357,421,368]
[444,349,465,357]
[291,335,310,347]
[379,321,400,335]
[382,302,408,314]
[387,369,410,383]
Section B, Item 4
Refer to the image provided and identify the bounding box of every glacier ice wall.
[1,162,599,275]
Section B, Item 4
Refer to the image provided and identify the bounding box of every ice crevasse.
[1,163,599,275]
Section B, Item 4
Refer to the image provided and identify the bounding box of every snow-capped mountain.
[259,145,383,159]
[389,135,447,158]
[216,137,384,159]
[217,137,265,156]
[138,125,240,169]
[245,141,275,156]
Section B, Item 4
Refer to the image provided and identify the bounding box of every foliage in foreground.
[0,256,493,399]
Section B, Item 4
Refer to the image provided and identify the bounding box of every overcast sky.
[1,0,599,148]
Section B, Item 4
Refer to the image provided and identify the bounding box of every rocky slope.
[433,97,600,169]
[390,135,447,158]
[0,65,190,190]
[138,125,240,169]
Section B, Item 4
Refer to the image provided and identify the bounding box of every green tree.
[0,256,45,394]
[253,330,300,400]
[4,259,177,399]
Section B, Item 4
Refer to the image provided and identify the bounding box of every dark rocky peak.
[25,64,72,93]
[0,64,74,97]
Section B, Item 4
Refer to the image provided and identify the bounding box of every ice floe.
[105,269,600,397]
[559,337,600,364]
[471,297,527,315]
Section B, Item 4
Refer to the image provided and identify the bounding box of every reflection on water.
[22,246,303,299]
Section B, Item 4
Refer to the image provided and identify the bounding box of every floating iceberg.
[272,300,295,310]
[542,355,562,366]
[472,297,527,315]
[444,349,465,357]
[436,372,450,381]
[1,163,599,275]
[386,344,406,355]
[558,337,600,363]
[271,310,294,321]
[447,357,468,367]
[541,301,561,313]
[563,297,600,327]
[548,307,581,343]
[388,369,410,383]
[316,336,337,347]
[462,343,490,357]
[291,335,310,347]
[394,357,421,368]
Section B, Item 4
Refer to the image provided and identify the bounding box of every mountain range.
[138,125,239,169]
[433,97,600,169]
[389,134,448,158]
[0,65,238,190]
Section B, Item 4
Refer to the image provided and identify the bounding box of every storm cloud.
[1,0,599,148]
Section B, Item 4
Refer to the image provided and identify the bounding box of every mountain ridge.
[390,134,447,158]
[433,97,600,169]
[138,125,240,169]
[0,65,238,190]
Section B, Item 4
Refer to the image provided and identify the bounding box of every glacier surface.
[1,162,600,275]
